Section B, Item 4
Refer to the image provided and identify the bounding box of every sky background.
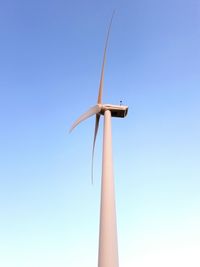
[0,0,200,266]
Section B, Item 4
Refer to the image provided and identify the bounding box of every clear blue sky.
[0,0,200,266]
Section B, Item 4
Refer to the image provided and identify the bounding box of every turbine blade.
[97,10,115,104]
[69,105,101,133]
[91,114,100,184]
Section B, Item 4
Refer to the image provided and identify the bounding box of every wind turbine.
[70,13,128,267]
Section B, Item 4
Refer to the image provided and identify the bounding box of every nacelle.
[100,104,128,118]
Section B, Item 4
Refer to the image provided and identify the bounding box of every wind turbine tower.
[70,13,128,267]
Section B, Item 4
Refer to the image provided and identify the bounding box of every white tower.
[70,13,128,267]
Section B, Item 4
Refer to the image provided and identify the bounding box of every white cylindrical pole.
[98,110,119,267]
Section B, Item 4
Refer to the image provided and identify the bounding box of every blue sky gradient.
[0,0,200,266]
